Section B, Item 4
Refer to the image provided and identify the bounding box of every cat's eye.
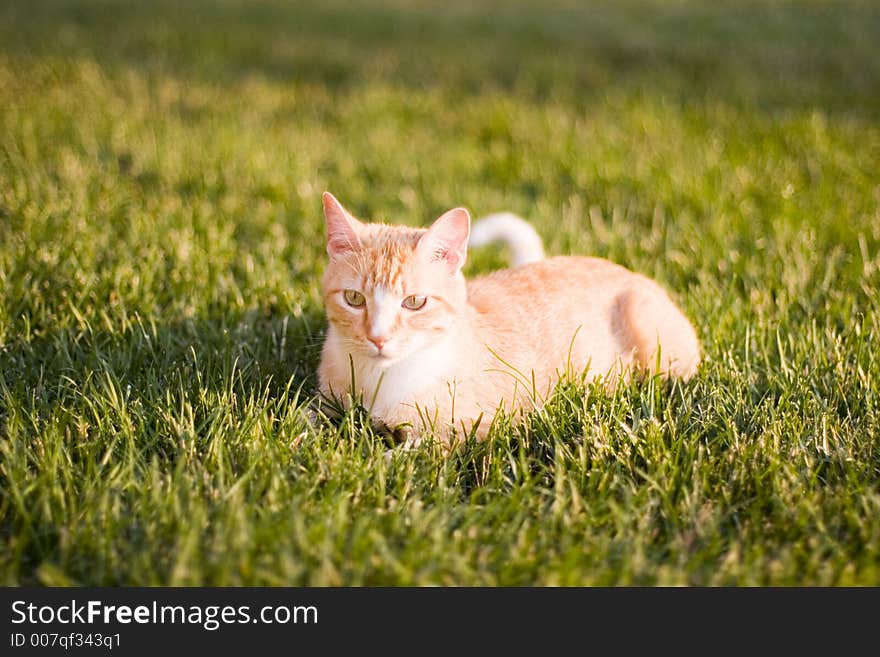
[402,295,427,311]
[343,289,365,307]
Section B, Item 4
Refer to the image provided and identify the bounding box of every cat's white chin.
[361,347,408,367]
[369,353,397,367]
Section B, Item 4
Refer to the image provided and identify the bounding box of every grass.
[1,0,879,585]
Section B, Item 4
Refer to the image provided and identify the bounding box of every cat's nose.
[368,335,388,350]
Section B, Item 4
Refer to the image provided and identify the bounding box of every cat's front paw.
[382,425,424,464]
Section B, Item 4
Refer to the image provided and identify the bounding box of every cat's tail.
[468,213,544,266]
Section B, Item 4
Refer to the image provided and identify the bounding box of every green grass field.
[1,0,879,585]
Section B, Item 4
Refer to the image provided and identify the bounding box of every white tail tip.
[469,212,544,267]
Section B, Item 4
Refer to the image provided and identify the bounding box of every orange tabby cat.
[317,192,699,443]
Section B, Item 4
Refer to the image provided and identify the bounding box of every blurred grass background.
[1,0,878,585]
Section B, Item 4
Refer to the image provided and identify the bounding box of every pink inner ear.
[418,207,471,270]
[327,226,360,256]
[323,192,363,257]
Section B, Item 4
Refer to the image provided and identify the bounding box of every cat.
[317,192,700,444]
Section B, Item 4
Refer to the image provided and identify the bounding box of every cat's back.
[468,256,638,311]
[465,255,699,381]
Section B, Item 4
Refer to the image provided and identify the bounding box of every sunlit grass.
[1,0,878,585]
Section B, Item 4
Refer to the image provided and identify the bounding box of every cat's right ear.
[322,192,363,259]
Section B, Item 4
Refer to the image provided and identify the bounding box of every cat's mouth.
[361,341,406,365]
[367,349,400,366]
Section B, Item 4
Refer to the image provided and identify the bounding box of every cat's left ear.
[418,207,471,272]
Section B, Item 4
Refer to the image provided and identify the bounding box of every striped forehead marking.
[363,244,416,293]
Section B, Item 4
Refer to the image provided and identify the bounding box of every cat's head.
[320,192,470,367]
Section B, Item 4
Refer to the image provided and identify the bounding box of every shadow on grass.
[1,0,879,116]
[0,306,327,458]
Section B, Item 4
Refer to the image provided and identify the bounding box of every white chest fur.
[325,327,460,419]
